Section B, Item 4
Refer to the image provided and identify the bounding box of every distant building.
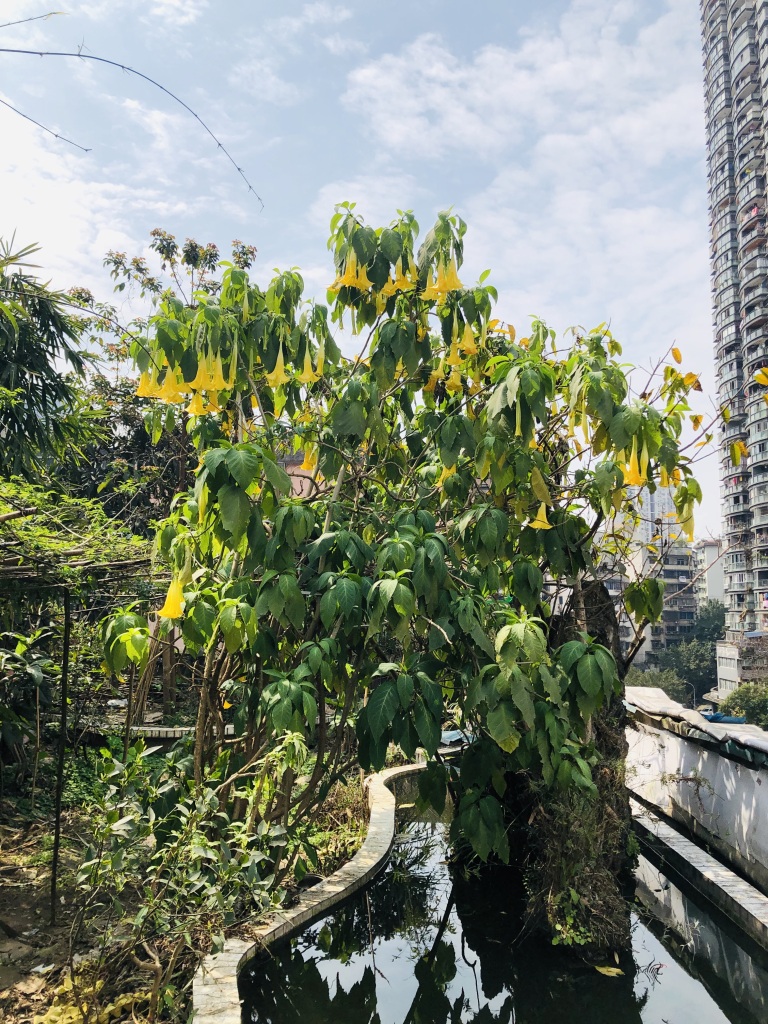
[599,488,695,666]
[692,538,725,609]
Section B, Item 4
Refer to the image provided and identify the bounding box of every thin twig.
[0,47,263,205]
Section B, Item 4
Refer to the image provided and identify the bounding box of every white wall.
[627,719,768,892]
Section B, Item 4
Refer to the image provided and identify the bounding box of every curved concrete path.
[192,764,422,1024]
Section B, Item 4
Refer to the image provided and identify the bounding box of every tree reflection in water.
[240,818,734,1024]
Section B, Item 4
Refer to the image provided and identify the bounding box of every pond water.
[240,782,768,1024]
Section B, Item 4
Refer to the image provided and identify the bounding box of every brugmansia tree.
[103,204,708,956]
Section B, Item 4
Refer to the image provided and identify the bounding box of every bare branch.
[0,47,264,205]
[0,96,91,152]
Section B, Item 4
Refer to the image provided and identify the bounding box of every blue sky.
[1,0,721,533]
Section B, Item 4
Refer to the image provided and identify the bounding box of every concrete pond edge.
[191,763,423,1024]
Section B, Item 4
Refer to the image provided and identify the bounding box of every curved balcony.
[710,121,734,154]
[726,396,748,420]
[709,91,733,124]
[741,256,768,286]
[738,225,766,257]
[716,305,741,330]
[734,93,762,125]
[711,178,737,204]
[733,70,760,104]
[736,123,762,162]
[740,205,765,230]
[717,319,741,343]
[737,175,765,205]
[706,52,728,86]
[716,285,740,309]
[719,361,745,388]
[744,341,768,367]
[731,41,758,78]
[713,209,738,240]
[743,302,768,328]
[730,18,757,56]
[729,0,752,32]
[747,449,768,478]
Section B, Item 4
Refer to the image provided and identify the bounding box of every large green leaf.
[486,700,521,753]
[225,446,262,490]
[366,682,400,742]
[218,483,250,543]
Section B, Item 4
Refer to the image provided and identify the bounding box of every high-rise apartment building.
[701,0,768,633]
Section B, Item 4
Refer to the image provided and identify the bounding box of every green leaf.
[366,682,400,742]
[218,483,250,543]
[225,446,262,490]
[577,653,603,697]
[486,700,521,753]
[396,673,414,709]
[417,762,447,815]
[262,457,291,493]
[413,695,440,753]
[330,400,367,438]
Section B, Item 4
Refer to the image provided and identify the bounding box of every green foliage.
[0,241,104,480]
[654,639,716,704]
[624,665,689,705]
[101,206,703,880]
[720,683,768,728]
[693,599,725,644]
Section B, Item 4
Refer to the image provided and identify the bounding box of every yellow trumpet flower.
[443,256,463,292]
[459,322,478,356]
[300,446,318,472]
[298,348,320,386]
[136,370,161,398]
[423,361,445,393]
[332,251,359,290]
[446,341,462,367]
[316,337,326,375]
[356,258,372,291]
[659,466,670,488]
[190,353,213,391]
[209,354,228,391]
[380,274,397,298]
[434,259,451,296]
[529,502,553,530]
[158,578,185,619]
[186,391,208,416]
[156,370,184,403]
[623,435,646,487]
[266,343,291,389]
[446,368,463,394]
[421,268,441,302]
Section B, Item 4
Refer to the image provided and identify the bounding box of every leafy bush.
[720,683,768,729]
[625,666,688,705]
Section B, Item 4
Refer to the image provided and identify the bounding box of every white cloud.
[321,33,367,57]
[75,0,209,26]
[310,173,425,233]
[268,3,352,42]
[229,55,303,106]
[326,0,720,530]
[232,2,355,102]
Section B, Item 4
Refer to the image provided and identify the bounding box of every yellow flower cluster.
[135,350,235,416]
[422,256,463,302]
[381,258,419,297]
[330,250,372,291]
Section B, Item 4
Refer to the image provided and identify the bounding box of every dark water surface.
[240,791,766,1024]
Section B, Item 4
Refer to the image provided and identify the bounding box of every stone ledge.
[631,797,768,949]
[192,763,422,1024]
